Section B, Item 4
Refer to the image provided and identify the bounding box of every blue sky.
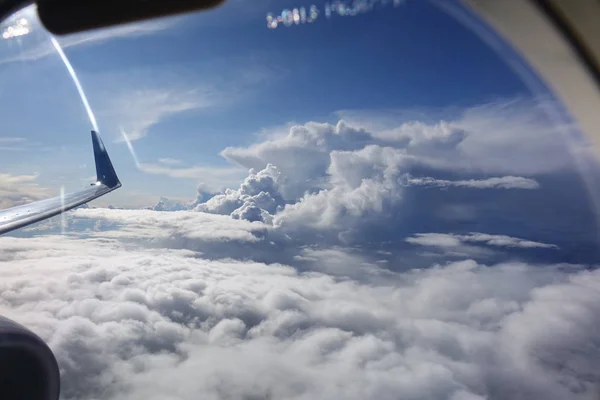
[0,0,532,206]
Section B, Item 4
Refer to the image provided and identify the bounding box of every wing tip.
[91,130,121,189]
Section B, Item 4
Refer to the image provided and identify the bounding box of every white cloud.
[230,201,274,224]
[406,232,558,249]
[404,176,540,190]
[147,197,189,212]
[158,158,183,166]
[194,164,284,223]
[212,99,588,235]
[112,88,217,142]
[269,145,403,231]
[221,120,377,200]
[0,230,598,400]
[463,233,558,249]
[69,208,267,242]
[90,61,275,145]
[0,137,25,143]
[0,172,51,208]
[0,137,45,152]
[274,167,401,230]
[406,233,463,248]
[138,162,245,192]
[210,144,409,231]
[232,98,580,184]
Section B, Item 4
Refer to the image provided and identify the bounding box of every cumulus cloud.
[147,197,189,212]
[267,150,536,233]
[222,120,377,200]
[175,99,599,266]
[0,232,598,400]
[338,98,587,175]
[272,145,405,230]
[210,99,587,236]
[222,100,579,192]
[194,164,285,223]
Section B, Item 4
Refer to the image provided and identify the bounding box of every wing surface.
[0,131,121,235]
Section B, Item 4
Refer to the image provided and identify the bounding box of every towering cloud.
[194,164,285,223]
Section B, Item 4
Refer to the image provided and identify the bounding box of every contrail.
[50,36,99,132]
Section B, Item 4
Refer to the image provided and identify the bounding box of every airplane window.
[0,1,599,399]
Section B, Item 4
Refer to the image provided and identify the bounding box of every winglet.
[91,130,121,188]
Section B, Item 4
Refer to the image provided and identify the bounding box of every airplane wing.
[0,131,121,235]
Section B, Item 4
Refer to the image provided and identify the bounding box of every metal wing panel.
[0,130,121,235]
[0,183,119,235]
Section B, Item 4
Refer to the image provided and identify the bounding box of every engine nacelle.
[0,316,60,400]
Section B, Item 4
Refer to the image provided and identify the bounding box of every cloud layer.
[0,229,599,400]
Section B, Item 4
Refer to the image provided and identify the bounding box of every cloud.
[462,233,559,249]
[208,99,600,247]
[406,233,558,250]
[158,158,183,166]
[211,143,413,231]
[222,120,378,200]
[90,61,277,145]
[138,162,245,192]
[68,208,268,243]
[113,88,217,142]
[147,197,189,212]
[404,176,540,190]
[0,172,51,208]
[185,98,600,267]
[0,230,598,400]
[0,137,25,143]
[356,98,589,176]
[217,100,574,231]
[273,145,405,230]
[226,98,580,185]
[194,164,285,223]
[0,137,46,152]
